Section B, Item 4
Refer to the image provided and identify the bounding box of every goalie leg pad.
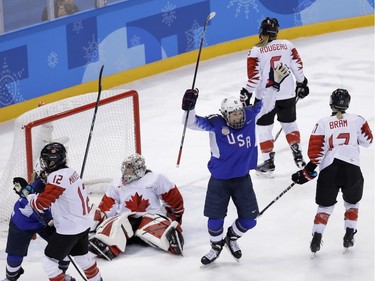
[135,213,184,255]
[89,212,135,260]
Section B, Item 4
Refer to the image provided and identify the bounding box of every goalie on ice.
[89,153,185,260]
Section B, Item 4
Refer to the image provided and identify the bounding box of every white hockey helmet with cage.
[121,153,147,184]
[220,96,246,129]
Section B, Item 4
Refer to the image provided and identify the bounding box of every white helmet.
[121,153,146,184]
[220,96,246,129]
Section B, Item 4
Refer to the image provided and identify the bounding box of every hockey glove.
[295,77,309,98]
[182,88,199,111]
[13,177,35,198]
[165,206,182,225]
[291,164,317,185]
[240,88,252,106]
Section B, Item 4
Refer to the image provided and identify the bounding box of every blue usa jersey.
[185,103,261,179]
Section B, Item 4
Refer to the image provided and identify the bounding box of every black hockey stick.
[176,11,216,167]
[274,97,300,142]
[28,200,89,281]
[257,182,295,218]
[80,65,104,178]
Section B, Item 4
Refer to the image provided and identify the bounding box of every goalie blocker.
[89,212,184,260]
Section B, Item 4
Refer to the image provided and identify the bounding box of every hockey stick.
[274,97,300,142]
[80,65,104,178]
[28,200,89,281]
[176,11,216,167]
[257,182,295,218]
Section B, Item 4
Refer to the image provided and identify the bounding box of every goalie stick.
[80,65,104,178]
[176,11,216,167]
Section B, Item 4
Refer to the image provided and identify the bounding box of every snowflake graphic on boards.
[47,51,59,68]
[0,59,23,107]
[72,20,83,34]
[130,35,141,47]
[185,20,205,52]
[162,1,177,27]
[83,35,99,64]
[227,0,259,18]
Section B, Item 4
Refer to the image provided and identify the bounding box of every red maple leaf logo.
[125,192,150,212]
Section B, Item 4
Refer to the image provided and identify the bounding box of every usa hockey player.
[28,142,103,281]
[182,63,290,265]
[240,17,309,177]
[88,153,184,260]
[291,89,373,253]
[2,162,75,281]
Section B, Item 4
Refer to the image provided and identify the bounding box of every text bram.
[329,119,348,129]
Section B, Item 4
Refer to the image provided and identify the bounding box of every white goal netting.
[0,89,141,221]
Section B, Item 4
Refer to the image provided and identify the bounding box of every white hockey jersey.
[28,167,93,235]
[98,172,184,220]
[245,39,305,114]
[307,113,373,171]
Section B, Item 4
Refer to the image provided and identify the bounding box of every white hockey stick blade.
[203,12,216,31]
[208,11,216,21]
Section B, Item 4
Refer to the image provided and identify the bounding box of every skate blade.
[310,252,317,259]
[255,170,274,178]
[224,244,240,262]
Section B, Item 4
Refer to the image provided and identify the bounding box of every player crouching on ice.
[88,153,185,260]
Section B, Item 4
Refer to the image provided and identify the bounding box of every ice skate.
[343,227,357,249]
[290,143,306,168]
[201,240,224,266]
[224,227,242,261]
[256,152,275,177]
[310,232,322,254]
[2,267,24,281]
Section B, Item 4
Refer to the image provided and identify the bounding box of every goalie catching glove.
[182,88,199,111]
[267,63,290,91]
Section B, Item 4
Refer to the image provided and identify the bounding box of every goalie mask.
[40,142,67,173]
[220,97,246,129]
[121,153,146,184]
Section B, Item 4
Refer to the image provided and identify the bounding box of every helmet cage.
[220,97,246,129]
[121,153,146,184]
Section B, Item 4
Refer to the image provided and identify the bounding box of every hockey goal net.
[0,89,141,222]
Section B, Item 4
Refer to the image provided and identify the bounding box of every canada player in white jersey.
[240,17,309,177]
[88,153,184,260]
[291,89,373,254]
[28,143,103,281]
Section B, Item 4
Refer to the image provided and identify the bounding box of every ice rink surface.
[0,26,373,281]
